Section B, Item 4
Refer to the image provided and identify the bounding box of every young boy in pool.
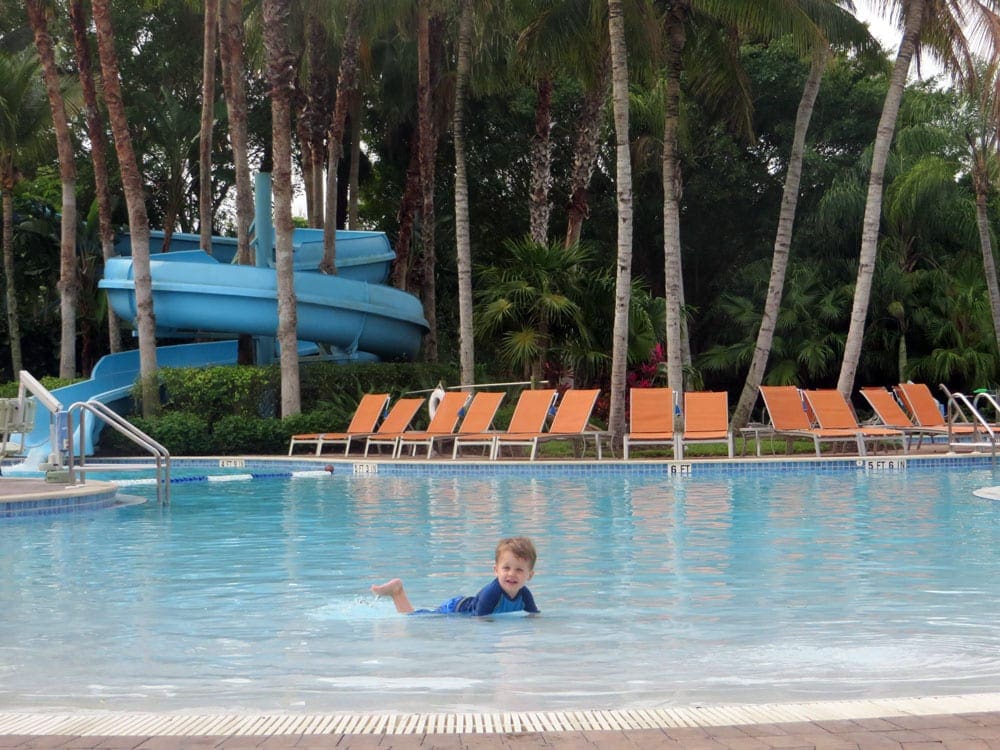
[371,536,540,616]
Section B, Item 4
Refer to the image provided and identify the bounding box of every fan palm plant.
[475,237,591,381]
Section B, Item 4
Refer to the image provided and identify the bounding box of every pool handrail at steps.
[65,400,171,504]
[939,385,998,459]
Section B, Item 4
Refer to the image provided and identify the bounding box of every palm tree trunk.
[662,1,688,404]
[837,0,924,397]
[263,0,300,417]
[565,52,610,250]
[302,13,329,229]
[92,0,159,416]
[199,0,219,253]
[312,145,326,225]
[27,0,78,380]
[219,0,254,266]
[392,138,421,291]
[348,90,362,229]
[293,100,314,224]
[69,0,120,354]
[731,48,827,431]
[975,185,1000,354]
[416,0,438,361]
[320,0,361,275]
[607,0,633,444]
[453,0,475,385]
[2,189,22,375]
[529,76,554,245]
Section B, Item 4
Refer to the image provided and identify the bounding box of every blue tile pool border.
[0,483,120,519]
[332,453,995,477]
[3,452,998,519]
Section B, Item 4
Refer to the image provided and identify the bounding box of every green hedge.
[101,360,461,456]
[0,376,79,399]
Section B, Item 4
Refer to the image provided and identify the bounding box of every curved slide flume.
[101,229,430,362]
[20,340,240,460]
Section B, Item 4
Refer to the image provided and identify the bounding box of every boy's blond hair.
[496,536,537,569]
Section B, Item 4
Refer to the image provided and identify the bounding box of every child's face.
[494,550,534,599]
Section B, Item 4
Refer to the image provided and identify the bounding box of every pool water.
[2,465,1000,713]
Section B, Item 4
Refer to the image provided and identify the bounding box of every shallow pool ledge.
[0,477,119,518]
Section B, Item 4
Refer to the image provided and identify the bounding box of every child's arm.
[521,587,540,614]
[471,579,503,616]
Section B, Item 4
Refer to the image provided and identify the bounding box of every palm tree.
[262,0,301,417]
[564,49,610,250]
[956,56,1000,356]
[729,1,877,430]
[0,49,49,377]
[297,1,331,227]
[607,0,633,443]
[453,0,475,385]
[837,0,1000,396]
[319,0,361,275]
[139,88,200,249]
[513,1,561,245]
[416,0,439,361]
[68,0,121,354]
[199,0,219,253]
[659,0,689,403]
[219,0,254,266]
[814,85,977,385]
[730,49,827,428]
[91,0,160,416]
[515,0,611,247]
[26,0,79,380]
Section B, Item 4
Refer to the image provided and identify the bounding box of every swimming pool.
[2,459,1000,714]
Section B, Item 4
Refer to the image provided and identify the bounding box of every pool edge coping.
[2,693,999,735]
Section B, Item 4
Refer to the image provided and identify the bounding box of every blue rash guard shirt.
[422,578,540,616]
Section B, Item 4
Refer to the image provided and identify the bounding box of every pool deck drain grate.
[2,693,1000,736]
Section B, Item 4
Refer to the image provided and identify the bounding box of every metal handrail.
[972,390,1000,424]
[65,400,171,504]
[938,385,997,460]
[18,369,62,468]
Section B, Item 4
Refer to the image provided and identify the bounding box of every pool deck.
[3,703,1000,749]
[4,455,1000,748]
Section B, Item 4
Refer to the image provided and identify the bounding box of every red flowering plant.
[627,342,667,389]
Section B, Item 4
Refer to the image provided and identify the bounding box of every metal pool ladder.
[939,385,999,461]
[65,400,172,504]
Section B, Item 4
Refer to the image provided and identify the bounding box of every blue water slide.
[22,340,239,458]
[104,229,429,362]
[114,228,398,281]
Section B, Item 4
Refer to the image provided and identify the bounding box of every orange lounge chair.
[387,391,471,458]
[452,389,557,460]
[802,389,907,455]
[494,389,604,460]
[678,391,733,459]
[860,386,952,449]
[361,397,426,457]
[758,385,862,456]
[623,388,676,459]
[895,382,980,436]
[429,390,507,457]
[288,393,389,456]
